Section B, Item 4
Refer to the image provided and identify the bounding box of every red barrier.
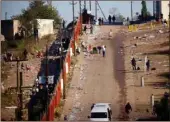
[41,17,82,121]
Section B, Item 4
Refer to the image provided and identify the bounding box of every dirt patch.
[122,25,169,120]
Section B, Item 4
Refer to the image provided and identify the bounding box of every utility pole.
[131,1,133,21]
[84,0,86,9]
[89,0,91,11]
[95,0,97,21]
[10,58,27,120]
[5,12,7,20]
[71,0,77,56]
[18,72,23,121]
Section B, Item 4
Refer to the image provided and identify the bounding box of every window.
[91,112,107,118]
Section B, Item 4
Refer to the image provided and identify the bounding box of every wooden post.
[141,76,144,87]
[151,94,154,107]
[144,55,147,72]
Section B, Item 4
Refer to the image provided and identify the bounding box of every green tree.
[141,0,148,20]
[12,1,61,37]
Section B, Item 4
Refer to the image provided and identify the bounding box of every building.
[153,1,170,20]
[1,19,54,40]
[1,20,21,40]
[36,19,54,39]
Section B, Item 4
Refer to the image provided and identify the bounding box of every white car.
[88,103,112,121]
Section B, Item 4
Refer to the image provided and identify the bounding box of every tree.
[12,1,61,37]
[141,0,148,20]
[109,7,118,16]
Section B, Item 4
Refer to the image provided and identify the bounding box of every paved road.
[60,25,126,121]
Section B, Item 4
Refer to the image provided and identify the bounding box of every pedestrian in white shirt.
[102,45,106,57]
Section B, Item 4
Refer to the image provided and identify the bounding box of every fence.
[41,16,82,121]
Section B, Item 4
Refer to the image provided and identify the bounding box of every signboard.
[38,76,54,84]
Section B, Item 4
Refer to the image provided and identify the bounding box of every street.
[60,25,127,121]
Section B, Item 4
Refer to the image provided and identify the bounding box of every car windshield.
[91,112,107,118]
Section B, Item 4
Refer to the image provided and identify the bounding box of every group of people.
[108,15,116,24]
[131,57,150,71]
[96,45,106,57]
[98,17,104,26]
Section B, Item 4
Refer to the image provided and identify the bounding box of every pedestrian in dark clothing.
[98,18,102,25]
[125,102,132,114]
[146,60,150,71]
[23,49,28,60]
[131,57,136,70]
[84,25,87,34]
[97,46,102,54]
[108,15,112,24]
[112,15,116,23]
[64,115,68,121]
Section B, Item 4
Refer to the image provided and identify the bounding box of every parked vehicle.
[88,103,112,121]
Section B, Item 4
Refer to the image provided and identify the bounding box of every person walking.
[112,15,116,23]
[146,59,150,71]
[102,45,106,57]
[125,102,132,114]
[23,48,28,60]
[83,25,87,34]
[98,17,102,26]
[108,15,112,24]
[131,57,136,70]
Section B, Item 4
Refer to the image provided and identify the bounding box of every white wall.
[36,19,54,39]
[162,1,170,20]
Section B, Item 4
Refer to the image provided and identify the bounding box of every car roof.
[91,103,111,113]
